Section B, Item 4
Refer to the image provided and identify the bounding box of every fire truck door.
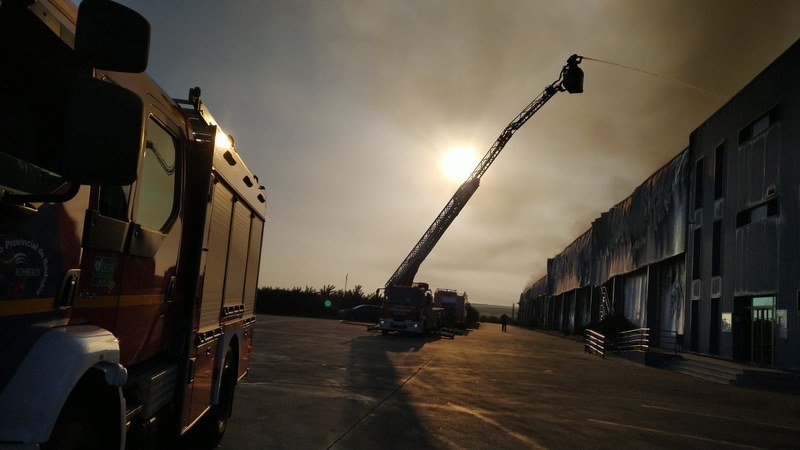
[113,107,184,364]
[73,108,182,362]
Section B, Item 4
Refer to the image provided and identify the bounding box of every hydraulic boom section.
[385,55,583,288]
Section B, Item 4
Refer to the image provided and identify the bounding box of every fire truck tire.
[381,330,389,335]
[201,349,236,445]
[43,371,119,450]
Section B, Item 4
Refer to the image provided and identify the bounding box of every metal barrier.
[585,329,605,358]
[617,328,649,351]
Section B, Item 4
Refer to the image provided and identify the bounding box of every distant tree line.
[255,284,379,319]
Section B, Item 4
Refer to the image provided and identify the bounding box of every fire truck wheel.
[381,330,389,335]
[201,348,236,444]
[44,403,103,450]
[43,371,118,450]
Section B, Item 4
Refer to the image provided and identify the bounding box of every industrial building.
[519,39,799,370]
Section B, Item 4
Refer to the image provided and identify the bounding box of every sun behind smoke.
[441,148,477,182]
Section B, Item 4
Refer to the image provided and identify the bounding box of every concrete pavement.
[214,315,799,449]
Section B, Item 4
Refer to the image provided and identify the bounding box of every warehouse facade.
[519,39,800,370]
[519,150,689,348]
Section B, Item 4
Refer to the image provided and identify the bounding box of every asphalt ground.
[213,315,799,449]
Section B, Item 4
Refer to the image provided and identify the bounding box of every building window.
[713,143,725,200]
[738,104,780,145]
[736,198,778,227]
[692,228,702,280]
[712,221,722,277]
[694,158,704,210]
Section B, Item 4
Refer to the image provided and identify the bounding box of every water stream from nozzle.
[582,56,719,97]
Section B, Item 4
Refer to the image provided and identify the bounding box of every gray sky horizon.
[118,0,800,306]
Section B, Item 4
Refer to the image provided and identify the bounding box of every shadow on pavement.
[329,332,440,449]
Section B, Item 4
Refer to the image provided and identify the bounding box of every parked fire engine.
[376,282,439,335]
[434,289,468,329]
[0,1,266,448]
[377,55,583,335]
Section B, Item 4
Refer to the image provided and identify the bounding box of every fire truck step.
[126,404,143,421]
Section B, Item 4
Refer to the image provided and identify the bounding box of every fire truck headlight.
[413,323,419,328]
[380,320,385,325]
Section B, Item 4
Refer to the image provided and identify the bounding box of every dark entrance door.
[750,296,775,365]
[710,297,720,355]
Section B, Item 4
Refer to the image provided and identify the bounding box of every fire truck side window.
[137,116,179,230]
[99,185,131,221]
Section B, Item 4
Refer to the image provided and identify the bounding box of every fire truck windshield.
[1,1,76,198]
[384,288,425,305]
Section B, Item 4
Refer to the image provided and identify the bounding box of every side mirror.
[75,0,151,73]
[62,76,143,185]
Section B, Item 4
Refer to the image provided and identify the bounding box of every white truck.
[434,289,468,329]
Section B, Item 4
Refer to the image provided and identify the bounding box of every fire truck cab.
[0,1,266,448]
[378,283,439,334]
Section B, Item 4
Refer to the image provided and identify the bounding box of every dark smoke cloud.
[119,0,799,304]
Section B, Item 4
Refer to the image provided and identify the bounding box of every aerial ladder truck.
[377,55,584,335]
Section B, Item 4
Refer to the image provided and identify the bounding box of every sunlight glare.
[215,129,232,149]
[441,148,477,182]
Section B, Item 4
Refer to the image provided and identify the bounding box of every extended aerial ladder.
[375,55,583,336]
[385,55,584,289]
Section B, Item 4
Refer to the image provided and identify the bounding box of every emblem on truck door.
[0,237,50,297]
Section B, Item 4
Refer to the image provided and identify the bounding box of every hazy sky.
[117,0,799,306]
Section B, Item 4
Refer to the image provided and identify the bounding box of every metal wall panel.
[543,149,688,295]
[734,218,779,295]
[623,270,648,328]
[576,286,591,329]
[591,149,689,281]
[548,230,592,295]
[526,275,549,299]
[199,184,233,332]
[567,291,576,332]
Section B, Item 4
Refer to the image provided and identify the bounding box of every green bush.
[466,303,480,328]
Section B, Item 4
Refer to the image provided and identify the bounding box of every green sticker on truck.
[91,256,115,287]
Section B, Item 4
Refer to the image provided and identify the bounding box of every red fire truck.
[377,282,439,335]
[0,1,266,448]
